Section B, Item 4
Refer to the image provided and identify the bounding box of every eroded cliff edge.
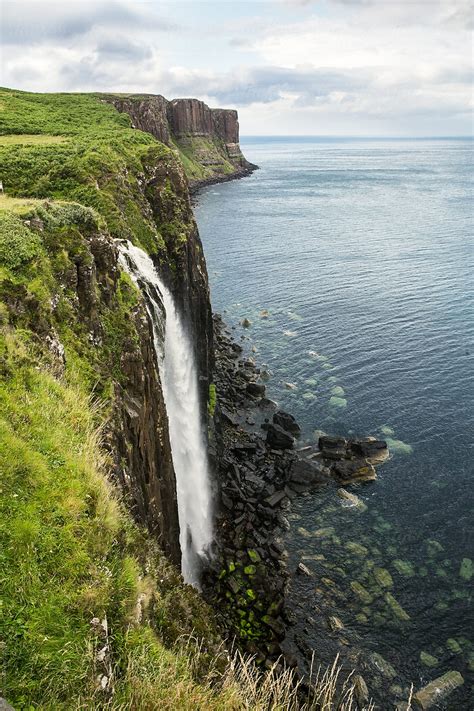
[104,93,257,190]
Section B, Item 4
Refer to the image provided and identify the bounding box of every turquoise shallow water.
[194,137,474,706]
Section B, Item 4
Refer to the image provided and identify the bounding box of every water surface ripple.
[195,138,473,707]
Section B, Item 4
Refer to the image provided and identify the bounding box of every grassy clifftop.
[0,89,193,257]
[0,90,233,709]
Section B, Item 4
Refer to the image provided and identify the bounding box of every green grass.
[0,89,186,256]
[172,135,236,183]
[0,194,43,213]
[0,134,67,145]
[0,330,231,709]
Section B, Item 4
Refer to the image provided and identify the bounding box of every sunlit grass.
[0,194,42,212]
[0,133,67,145]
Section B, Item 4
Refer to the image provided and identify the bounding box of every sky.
[1,0,473,135]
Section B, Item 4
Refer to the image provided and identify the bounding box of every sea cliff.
[104,94,257,189]
[0,88,247,707]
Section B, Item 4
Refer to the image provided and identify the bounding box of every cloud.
[96,36,153,62]
[1,0,179,46]
[166,64,367,106]
[282,0,473,28]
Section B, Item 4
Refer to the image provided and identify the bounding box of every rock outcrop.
[105,94,257,189]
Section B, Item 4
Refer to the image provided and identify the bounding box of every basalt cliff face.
[105,94,257,189]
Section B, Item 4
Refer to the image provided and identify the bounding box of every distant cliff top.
[103,93,257,188]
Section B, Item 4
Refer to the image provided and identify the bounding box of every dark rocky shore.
[203,315,467,710]
[188,162,259,195]
[203,315,390,686]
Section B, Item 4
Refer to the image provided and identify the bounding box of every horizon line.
[240,134,473,139]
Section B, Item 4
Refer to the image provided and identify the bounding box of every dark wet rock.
[273,410,301,436]
[246,382,266,397]
[220,407,238,426]
[288,458,330,487]
[262,615,286,638]
[266,490,287,507]
[318,435,347,459]
[350,438,389,463]
[266,424,295,449]
[333,458,376,483]
[259,397,278,409]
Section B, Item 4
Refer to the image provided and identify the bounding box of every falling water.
[118,240,213,586]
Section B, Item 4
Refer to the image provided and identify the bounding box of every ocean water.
[194,137,474,707]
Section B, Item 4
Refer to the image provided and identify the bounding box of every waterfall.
[118,240,213,586]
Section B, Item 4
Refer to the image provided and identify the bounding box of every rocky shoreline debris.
[205,314,388,669]
[204,313,468,709]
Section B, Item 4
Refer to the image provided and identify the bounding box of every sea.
[194,137,474,708]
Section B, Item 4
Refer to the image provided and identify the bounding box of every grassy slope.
[0,90,238,709]
[171,136,237,184]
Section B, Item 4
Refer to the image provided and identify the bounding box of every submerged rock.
[346,541,369,556]
[446,638,462,655]
[337,488,368,511]
[373,566,393,589]
[329,395,347,408]
[392,559,416,577]
[459,557,473,581]
[420,651,439,668]
[369,652,397,680]
[426,539,444,557]
[412,670,464,710]
[385,437,413,455]
[385,592,410,621]
[350,581,373,605]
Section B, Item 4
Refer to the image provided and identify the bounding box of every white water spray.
[118,241,213,586]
